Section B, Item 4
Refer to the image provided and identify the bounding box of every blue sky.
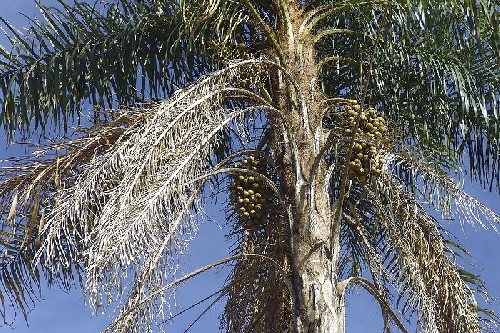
[0,1,499,332]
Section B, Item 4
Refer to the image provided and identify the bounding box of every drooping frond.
[366,174,495,332]
[390,147,500,232]
[31,59,288,332]
[0,109,145,323]
[325,101,499,331]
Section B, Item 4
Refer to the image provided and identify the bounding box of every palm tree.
[0,0,499,332]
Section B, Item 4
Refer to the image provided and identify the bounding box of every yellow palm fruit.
[348,108,358,116]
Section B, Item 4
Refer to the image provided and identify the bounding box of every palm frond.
[32,59,287,332]
[0,107,145,324]
[0,0,246,138]
[389,147,500,231]
[368,174,495,332]
[302,0,499,190]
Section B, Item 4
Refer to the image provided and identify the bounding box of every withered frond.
[367,175,492,333]
[29,59,285,332]
[390,147,500,232]
[0,108,145,323]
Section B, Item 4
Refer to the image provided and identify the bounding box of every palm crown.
[0,0,499,332]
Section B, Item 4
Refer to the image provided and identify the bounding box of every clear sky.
[0,1,499,333]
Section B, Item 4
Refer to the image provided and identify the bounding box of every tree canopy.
[0,0,499,332]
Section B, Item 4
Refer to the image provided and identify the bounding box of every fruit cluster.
[343,104,388,182]
[229,156,269,231]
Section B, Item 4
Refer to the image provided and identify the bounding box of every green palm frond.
[0,0,245,137]
[305,0,499,191]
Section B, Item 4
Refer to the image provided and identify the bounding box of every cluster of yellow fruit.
[229,156,269,231]
[343,104,388,182]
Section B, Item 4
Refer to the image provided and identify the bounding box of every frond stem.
[338,276,409,333]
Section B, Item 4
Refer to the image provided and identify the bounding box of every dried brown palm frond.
[30,59,292,333]
[0,108,146,322]
[222,218,292,333]
[368,174,488,333]
[390,147,500,232]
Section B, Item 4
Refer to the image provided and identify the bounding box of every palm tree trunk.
[292,245,345,333]
[290,162,345,333]
[271,85,345,332]
[269,2,346,325]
